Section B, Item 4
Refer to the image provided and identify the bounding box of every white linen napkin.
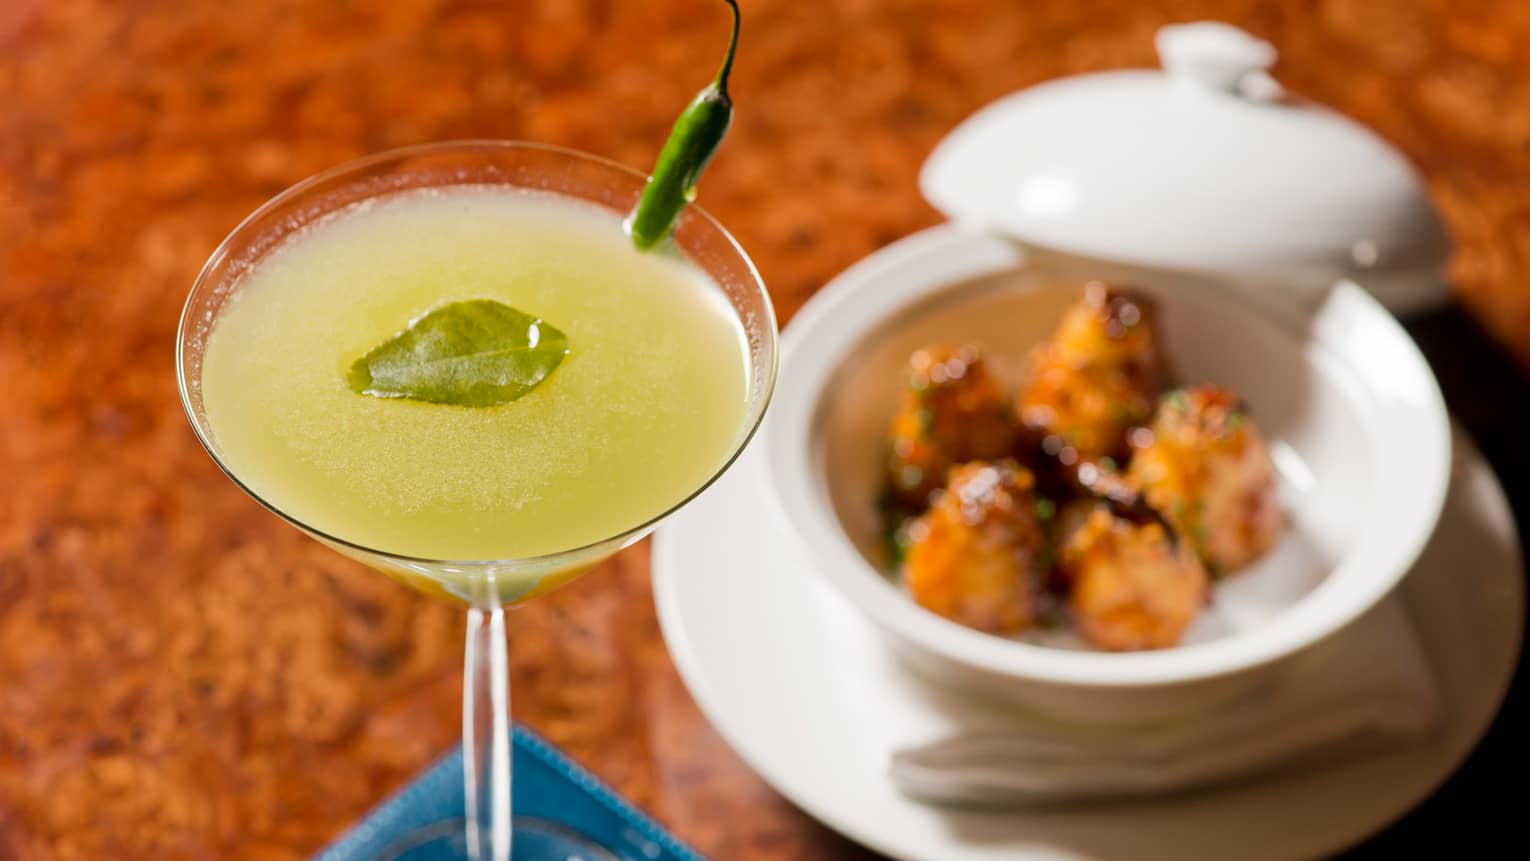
[890,597,1440,807]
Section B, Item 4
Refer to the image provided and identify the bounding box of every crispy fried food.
[902,461,1046,634]
[1016,283,1171,463]
[882,290,1282,650]
[887,345,1016,507]
[1061,506,1209,650]
[1127,385,1282,573]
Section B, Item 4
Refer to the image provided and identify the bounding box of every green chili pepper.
[628,0,739,250]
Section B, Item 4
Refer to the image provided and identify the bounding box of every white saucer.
[653,427,1522,861]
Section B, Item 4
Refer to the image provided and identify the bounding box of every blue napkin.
[314,725,707,861]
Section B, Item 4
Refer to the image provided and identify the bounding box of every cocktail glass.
[176,141,777,860]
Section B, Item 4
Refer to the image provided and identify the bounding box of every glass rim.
[176,139,779,569]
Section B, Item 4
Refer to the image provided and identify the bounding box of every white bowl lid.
[920,22,1450,314]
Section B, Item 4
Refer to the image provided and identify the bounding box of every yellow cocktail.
[201,186,750,570]
[177,141,775,861]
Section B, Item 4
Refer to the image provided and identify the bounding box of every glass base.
[380,817,618,861]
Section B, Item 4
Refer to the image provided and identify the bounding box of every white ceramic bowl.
[763,224,1451,721]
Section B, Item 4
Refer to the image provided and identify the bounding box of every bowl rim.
[763,223,1451,688]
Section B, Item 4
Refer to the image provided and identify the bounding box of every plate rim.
[654,430,1523,861]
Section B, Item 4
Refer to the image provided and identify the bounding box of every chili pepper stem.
[715,0,740,94]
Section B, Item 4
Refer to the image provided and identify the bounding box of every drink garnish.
[348,299,569,407]
[627,0,739,250]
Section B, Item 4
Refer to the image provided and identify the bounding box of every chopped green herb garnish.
[1035,497,1057,521]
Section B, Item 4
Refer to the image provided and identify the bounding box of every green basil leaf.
[347,299,569,407]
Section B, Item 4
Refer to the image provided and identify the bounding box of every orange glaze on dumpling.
[902,461,1046,634]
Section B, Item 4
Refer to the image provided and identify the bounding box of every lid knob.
[1156,22,1277,96]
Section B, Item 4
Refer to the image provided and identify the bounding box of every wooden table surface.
[2,1,1526,858]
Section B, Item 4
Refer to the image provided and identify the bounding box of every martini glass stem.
[463,606,512,861]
